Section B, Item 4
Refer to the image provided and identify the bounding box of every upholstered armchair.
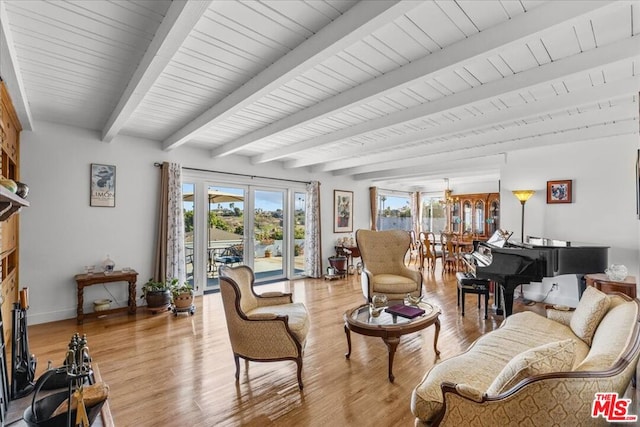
[219,265,310,389]
[356,229,423,302]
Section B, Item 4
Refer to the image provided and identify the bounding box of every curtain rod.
[154,162,311,184]
[377,187,414,195]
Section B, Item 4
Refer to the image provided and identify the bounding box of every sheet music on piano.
[485,229,513,248]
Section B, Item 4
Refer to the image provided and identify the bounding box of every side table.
[74,270,138,324]
[584,273,637,299]
[335,245,361,268]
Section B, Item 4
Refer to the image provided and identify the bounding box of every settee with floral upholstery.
[411,287,640,426]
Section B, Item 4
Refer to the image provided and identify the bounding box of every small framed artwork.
[546,180,572,204]
[90,163,116,207]
[334,190,353,233]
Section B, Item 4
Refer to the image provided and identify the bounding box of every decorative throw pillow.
[570,286,610,346]
[486,339,575,396]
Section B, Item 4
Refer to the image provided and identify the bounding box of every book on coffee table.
[385,304,425,319]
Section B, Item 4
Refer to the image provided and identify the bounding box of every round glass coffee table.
[343,301,441,382]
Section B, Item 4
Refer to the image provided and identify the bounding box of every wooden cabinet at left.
[0,81,23,345]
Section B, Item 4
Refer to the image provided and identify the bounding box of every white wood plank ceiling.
[1,0,638,190]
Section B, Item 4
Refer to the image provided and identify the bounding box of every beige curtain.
[154,162,186,283]
[369,186,378,230]
[304,181,322,278]
[411,191,421,233]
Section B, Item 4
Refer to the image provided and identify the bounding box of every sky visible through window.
[182,184,297,212]
[380,195,410,210]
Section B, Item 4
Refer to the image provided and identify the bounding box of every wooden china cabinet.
[448,192,499,240]
[0,81,27,346]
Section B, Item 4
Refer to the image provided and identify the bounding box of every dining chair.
[442,233,460,274]
[418,232,435,273]
[407,230,420,267]
[427,232,443,271]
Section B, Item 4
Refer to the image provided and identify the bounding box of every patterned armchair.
[219,265,310,389]
[356,229,423,302]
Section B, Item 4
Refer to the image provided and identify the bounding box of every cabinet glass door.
[451,202,460,232]
[462,201,472,233]
[474,200,484,235]
[488,200,499,235]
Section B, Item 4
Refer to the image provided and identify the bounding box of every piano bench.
[456,272,491,319]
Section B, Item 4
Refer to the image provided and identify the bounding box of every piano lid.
[507,236,609,249]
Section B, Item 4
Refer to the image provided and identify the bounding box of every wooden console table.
[74,270,138,324]
[585,273,637,299]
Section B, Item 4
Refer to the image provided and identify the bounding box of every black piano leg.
[493,282,503,316]
[577,274,587,299]
[503,287,515,317]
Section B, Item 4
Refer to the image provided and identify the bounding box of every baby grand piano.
[463,231,608,317]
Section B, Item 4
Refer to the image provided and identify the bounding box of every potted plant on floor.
[141,278,174,313]
[171,281,195,315]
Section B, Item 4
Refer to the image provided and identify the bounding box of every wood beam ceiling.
[101,0,212,142]
[248,1,618,164]
[162,0,420,151]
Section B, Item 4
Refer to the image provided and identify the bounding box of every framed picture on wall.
[546,180,572,204]
[334,190,353,233]
[90,163,116,207]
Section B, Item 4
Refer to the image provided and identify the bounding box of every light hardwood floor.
[12,267,640,426]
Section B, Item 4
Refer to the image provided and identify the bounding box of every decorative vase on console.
[102,254,115,275]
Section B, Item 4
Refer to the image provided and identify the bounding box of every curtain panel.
[411,191,421,233]
[154,162,186,284]
[304,181,322,278]
[369,186,378,231]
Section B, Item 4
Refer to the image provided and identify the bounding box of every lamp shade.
[512,190,535,203]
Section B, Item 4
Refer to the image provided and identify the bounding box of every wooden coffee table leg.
[344,324,352,359]
[383,337,400,383]
[434,318,441,356]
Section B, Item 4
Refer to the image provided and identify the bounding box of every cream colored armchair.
[356,229,423,302]
[219,265,310,389]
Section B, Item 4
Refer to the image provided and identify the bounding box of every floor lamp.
[512,190,535,304]
[512,190,535,243]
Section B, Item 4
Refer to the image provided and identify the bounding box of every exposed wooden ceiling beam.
[101,0,212,142]
[161,0,419,151]
[352,120,637,181]
[368,157,505,184]
[251,0,619,164]
[287,76,640,169]
[287,34,639,171]
[330,103,635,175]
[0,1,34,130]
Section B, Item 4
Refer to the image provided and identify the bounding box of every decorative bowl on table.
[405,294,423,306]
[369,304,384,318]
[370,294,388,318]
[605,264,628,281]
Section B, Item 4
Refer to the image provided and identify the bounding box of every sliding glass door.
[183,174,306,292]
[294,192,306,276]
[253,189,284,280]
[204,184,246,291]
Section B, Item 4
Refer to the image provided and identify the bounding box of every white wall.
[500,134,640,306]
[18,122,640,322]
[19,122,370,324]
